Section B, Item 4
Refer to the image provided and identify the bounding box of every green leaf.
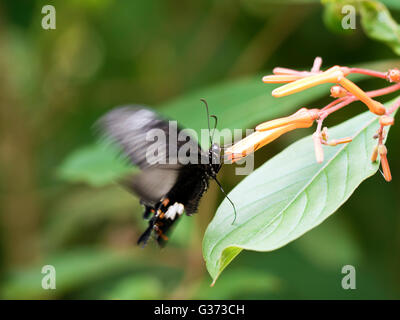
[246,0,400,10]
[203,96,398,283]
[244,0,320,4]
[44,185,139,249]
[103,275,163,300]
[194,269,279,299]
[323,2,354,35]
[0,248,137,299]
[321,1,400,54]
[293,213,362,270]
[57,140,135,186]
[380,0,400,10]
[360,0,400,55]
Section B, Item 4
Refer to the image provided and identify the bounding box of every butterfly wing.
[97,105,207,203]
[96,106,207,169]
[122,166,180,205]
[97,106,213,246]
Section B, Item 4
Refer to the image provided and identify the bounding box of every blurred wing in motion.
[121,166,180,206]
[96,106,217,247]
[96,106,204,169]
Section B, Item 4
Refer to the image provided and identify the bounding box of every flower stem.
[321,83,400,118]
[348,67,387,80]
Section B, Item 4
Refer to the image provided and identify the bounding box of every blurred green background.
[1,0,400,299]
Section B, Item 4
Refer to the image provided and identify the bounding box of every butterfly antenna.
[213,177,237,225]
[200,98,213,146]
[210,115,218,142]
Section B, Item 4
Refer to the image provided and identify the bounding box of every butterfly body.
[97,106,222,246]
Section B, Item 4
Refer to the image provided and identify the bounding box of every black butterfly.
[97,101,233,246]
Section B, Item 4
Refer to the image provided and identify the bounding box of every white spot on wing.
[164,202,185,220]
[177,203,184,215]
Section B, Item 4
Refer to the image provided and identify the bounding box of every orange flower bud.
[381,156,392,182]
[379,115,394,126]
[262,75,304,83]
[313,133,324,163]
[330,85,348,98]
[272,67,344,97]
[327,137,352,146]
[225,123,299,162]
[338,77,386,115]
[378,144,387,155]
[378,145,392,182]
[371,145,378,162]
[255,108,319,132]
[386,68,400,83]
[273,67,305,75]
[321,127,329,141]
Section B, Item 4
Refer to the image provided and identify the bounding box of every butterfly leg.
[140,200,155,220]
[137,214,157,247]
[142,205,154,220]
[137,198,171,246]
[137,198,185,247]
